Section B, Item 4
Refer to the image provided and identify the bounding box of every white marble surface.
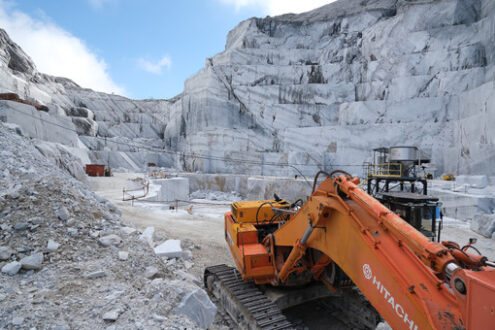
[1,0,495,178]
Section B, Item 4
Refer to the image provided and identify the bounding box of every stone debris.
[120,226,136,235]
[152,313,168,322]
[99,234,122,247]
[20,252,44,270]
[182,249,193,260]
[103,309,120,322]
[1,261,21,275]
[11,316,24,326]
[154,239,183,258]
[176,270,202,286]
[0,246,14,260]
[144,266,159,279]
[47,239,60,252]
[173,288,217,329]
[139,226,155,247]
[14,222,28,231]
[0,224,11,231]
[118,251,129,261]
[85,270,106,279]
[0,124,208,329]
[55,206,70,221]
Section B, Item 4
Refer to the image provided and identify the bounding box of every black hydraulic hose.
[462,245,482,255]
[445,244,478,263]
[311,170,353,194]
[329,169,352,178]
[256,202,274,225]
[312,171,331,194]
[289,165,313,188]
[290,199,304,208]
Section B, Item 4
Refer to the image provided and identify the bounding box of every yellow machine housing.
[231,200,290,223]
[225,199,292,283]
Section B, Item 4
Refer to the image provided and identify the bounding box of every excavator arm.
[273,173,495,329]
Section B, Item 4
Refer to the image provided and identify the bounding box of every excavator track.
[204,264,295,330]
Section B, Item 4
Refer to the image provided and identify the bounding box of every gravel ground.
[0,123,228,329]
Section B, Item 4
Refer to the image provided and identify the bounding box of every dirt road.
[88,173,234,278]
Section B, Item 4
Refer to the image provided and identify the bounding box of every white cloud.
[87,0,113,10]
[0,2,125,95]
[220,0,335,15]
[138,56,172,75]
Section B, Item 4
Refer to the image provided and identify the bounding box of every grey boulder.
[103,309,120,322]
[470,214,495,238]
[0,246,14,260]
[47,239,60,252]
[173,288,217,329]
[1,261,22,275]
[20,252,44,270]
[99,234,122,247]
[56,206,70,221]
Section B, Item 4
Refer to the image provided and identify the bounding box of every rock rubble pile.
[0,123,219,329]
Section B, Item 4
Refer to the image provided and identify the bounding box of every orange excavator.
[204,171,495,329]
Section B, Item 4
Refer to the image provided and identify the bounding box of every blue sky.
[0,0,332,99]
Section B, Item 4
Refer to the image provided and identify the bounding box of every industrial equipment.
[366,146,430,195]
[205,171,495,329]
[366,146,441,241]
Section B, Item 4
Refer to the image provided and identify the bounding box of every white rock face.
[164,0,495,176]
[247,176,312,201]
[456,175,489,189]
[1,0,495,177]
[153,177,189,202]
[0,28,173,176]
[471,213,495,237]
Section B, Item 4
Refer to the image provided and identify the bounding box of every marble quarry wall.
[1,0,495,178]
[167,0,495,176]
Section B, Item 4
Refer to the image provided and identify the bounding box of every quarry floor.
[88,173,235,280]
[89,172,495,263]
